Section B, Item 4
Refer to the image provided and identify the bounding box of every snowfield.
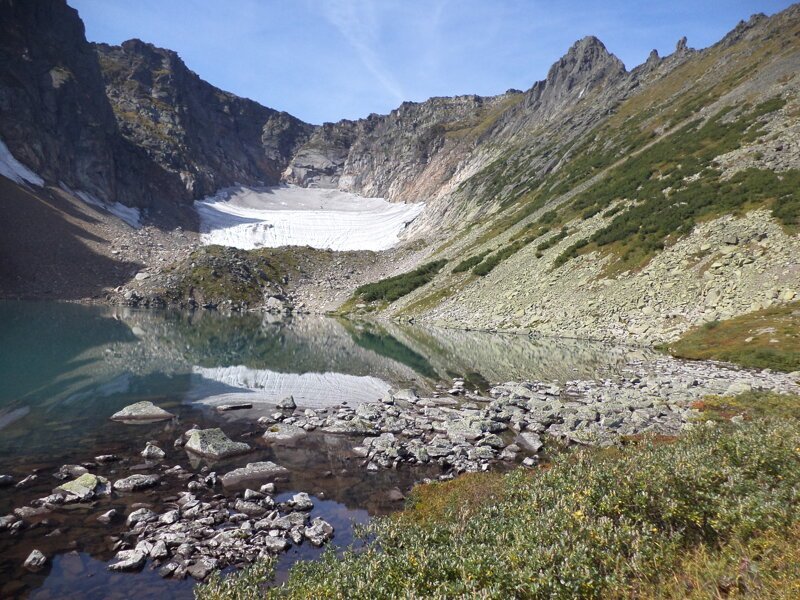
[195,185,425,251]
[190,366,391,409]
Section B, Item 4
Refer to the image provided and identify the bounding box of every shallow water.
[0,302,654,598]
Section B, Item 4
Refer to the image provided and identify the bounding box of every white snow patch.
[0,138,44,186]
[195,185,424,251]
[69,187,142,228]
[191,366,391,409]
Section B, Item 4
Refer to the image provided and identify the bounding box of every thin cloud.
[319,0,406,104]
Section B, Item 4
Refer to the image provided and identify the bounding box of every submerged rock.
[53,464,88,481]
[184,428,251,459]
[220,461,288,488]
[97,509,117,524]
[216,403,253,412]
[110,401,174,422]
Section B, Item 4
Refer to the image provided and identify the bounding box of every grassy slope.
[664,301,800,372]
[198,393,800,599]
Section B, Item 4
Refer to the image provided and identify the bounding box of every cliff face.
[0,0,314,221]
[0,0,185,213]
[95,40,314,198]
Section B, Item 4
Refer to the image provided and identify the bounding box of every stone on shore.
[110,401,174,422]
[187,557,218,580]
[24,549,47,571]
[321,417,379,435]
[108,550,146,572]
[220,461,289,488]
[184,428,251,459]
[516,432,544,453]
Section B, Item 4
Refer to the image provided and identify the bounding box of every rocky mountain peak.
[547,36,626,83]
[519,35,626,122]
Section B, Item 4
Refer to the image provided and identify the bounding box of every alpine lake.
[0,301,653,599]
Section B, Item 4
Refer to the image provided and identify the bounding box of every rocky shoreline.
[1,355,797,586]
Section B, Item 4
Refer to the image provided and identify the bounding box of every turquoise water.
[0,302,652,598]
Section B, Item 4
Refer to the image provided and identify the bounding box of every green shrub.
[354,260,447,303]
[452,251,490,273]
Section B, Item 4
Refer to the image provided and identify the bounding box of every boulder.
[141,443,165,460]
[516,432,543,453]
[262,536,290,553]
[110,401,174,422]
[287,492,313,511]
[233,500,267,517]
[126,508,156,526]
[277,395,296,409]
[725,380,753,396]
[184,428,251,459]
[220,461,289,488]
[113,474,161,493]
[304,518,334,546]
[108,550,145,572]
[187,557,218,580]
[56,473,109,502]
[262,423,307,443]
[392,389,419,403]
[53,464,88,481]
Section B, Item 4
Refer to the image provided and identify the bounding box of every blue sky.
[69,0,794,124]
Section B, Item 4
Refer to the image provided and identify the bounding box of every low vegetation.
[352,260,447,304]
[664,301,800,372]
[198,392,800,599]
[554,98,796,271]
[452,251,491,273]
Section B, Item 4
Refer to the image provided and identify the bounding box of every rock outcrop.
[0,0,185,217]
[95,40,314,198]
